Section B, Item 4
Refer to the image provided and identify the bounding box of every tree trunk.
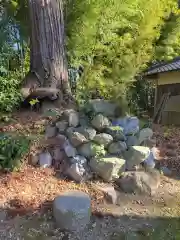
[21,0,71,102]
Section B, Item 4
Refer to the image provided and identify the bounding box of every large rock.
[67,155,91,182]
[65,163,86,182]
[69,132,88,147]
[106,126,125,141]
[94,133,113,147]
[87,99,118,117]
[108,141,127,155]
[124,146,150,170]
[39,152,52,168]
[64,141,77,157]
[126,135,138,147]
[138,128,153,145]
[95,184,118,204]
[89,157,126,182]
[76,126,96,140]
[78,142,106,158]
[45,125,57,138]
[117,170,160,195]
[112,116,139,136]
[63,109,79,127]
[56,120,68,133]
[53,190,91,231]
[91,114,110,131]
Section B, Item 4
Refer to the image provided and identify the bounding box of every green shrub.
[0,134,31,171]
[0,71,23,112]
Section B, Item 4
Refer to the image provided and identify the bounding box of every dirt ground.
[0,110,180,239]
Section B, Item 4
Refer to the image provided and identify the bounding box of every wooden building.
[144,57,180,125]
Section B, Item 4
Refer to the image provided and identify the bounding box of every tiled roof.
[144,57,180,76]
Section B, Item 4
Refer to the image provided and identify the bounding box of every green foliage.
[0,71,23,112]
[154,13,180,61]
[0,134,31,171]
[66,0,179,116]
[92,144,106,157]
[67,0,178,104]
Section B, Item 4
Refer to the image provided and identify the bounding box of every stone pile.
[32,99,160,195]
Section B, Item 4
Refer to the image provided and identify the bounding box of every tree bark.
[22,0,71,102]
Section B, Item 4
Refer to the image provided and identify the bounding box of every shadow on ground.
[0,198,180,240]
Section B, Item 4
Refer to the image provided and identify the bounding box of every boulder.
[87,99,118,117]
[66,155,90,182]
[126,135,138,147]
[69,132,88,147]
[78,142,106,158]
[106,126,126,141]
[66,127,75,138]
[65,163,86,183]
[108,141,127,155]
[160,166,172,176]
[91,114,110,131]
[124,146,150,170]
[89,156,126,182]
[112,116,139,136]
[94,133,113,147]
[64,141,77,157]
[52,147,66,161]
[76,126,96,140]
[144,151,155,169]
[63,109,79,127]
[117,170,160,195]
[53,191,91,231]
[45,125,57,138]
[95,184,118,204]
[138,128,153,145]
[39,152,52,168]
[56,120,68,133]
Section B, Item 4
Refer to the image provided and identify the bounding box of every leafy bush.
[0,72,23,112]
[0,134,31,171]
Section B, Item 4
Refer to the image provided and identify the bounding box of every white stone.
[53,191,91,231]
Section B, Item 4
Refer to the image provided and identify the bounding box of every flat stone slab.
[53,190,91,231]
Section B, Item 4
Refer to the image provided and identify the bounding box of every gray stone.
[88,99,118,117]
[94,133,113,147]
[66,127,75,138]
[70,155,87,165]
[138,128,153,145]
[106,126,126,141]
[53,191,91,231]
[117,170,160,195]
[39,152,52,168]
[144,151,155,169]
[108,141,127,155]
[91,114,110,131]
[63,109,79,127]
[160,166,172,176]
[52,147,65,161]
[78,142,106,158]
[45,125,57,138]
[124,146,150,170]
[76,126,96,140]
[69,132,88,147]
[126,135,138,147]
[89,157,126,182]
[95,184,118,204]
[66,156,90,182]
[56,120,68,133]
[66,163,85,182]
[64,141,77,157]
